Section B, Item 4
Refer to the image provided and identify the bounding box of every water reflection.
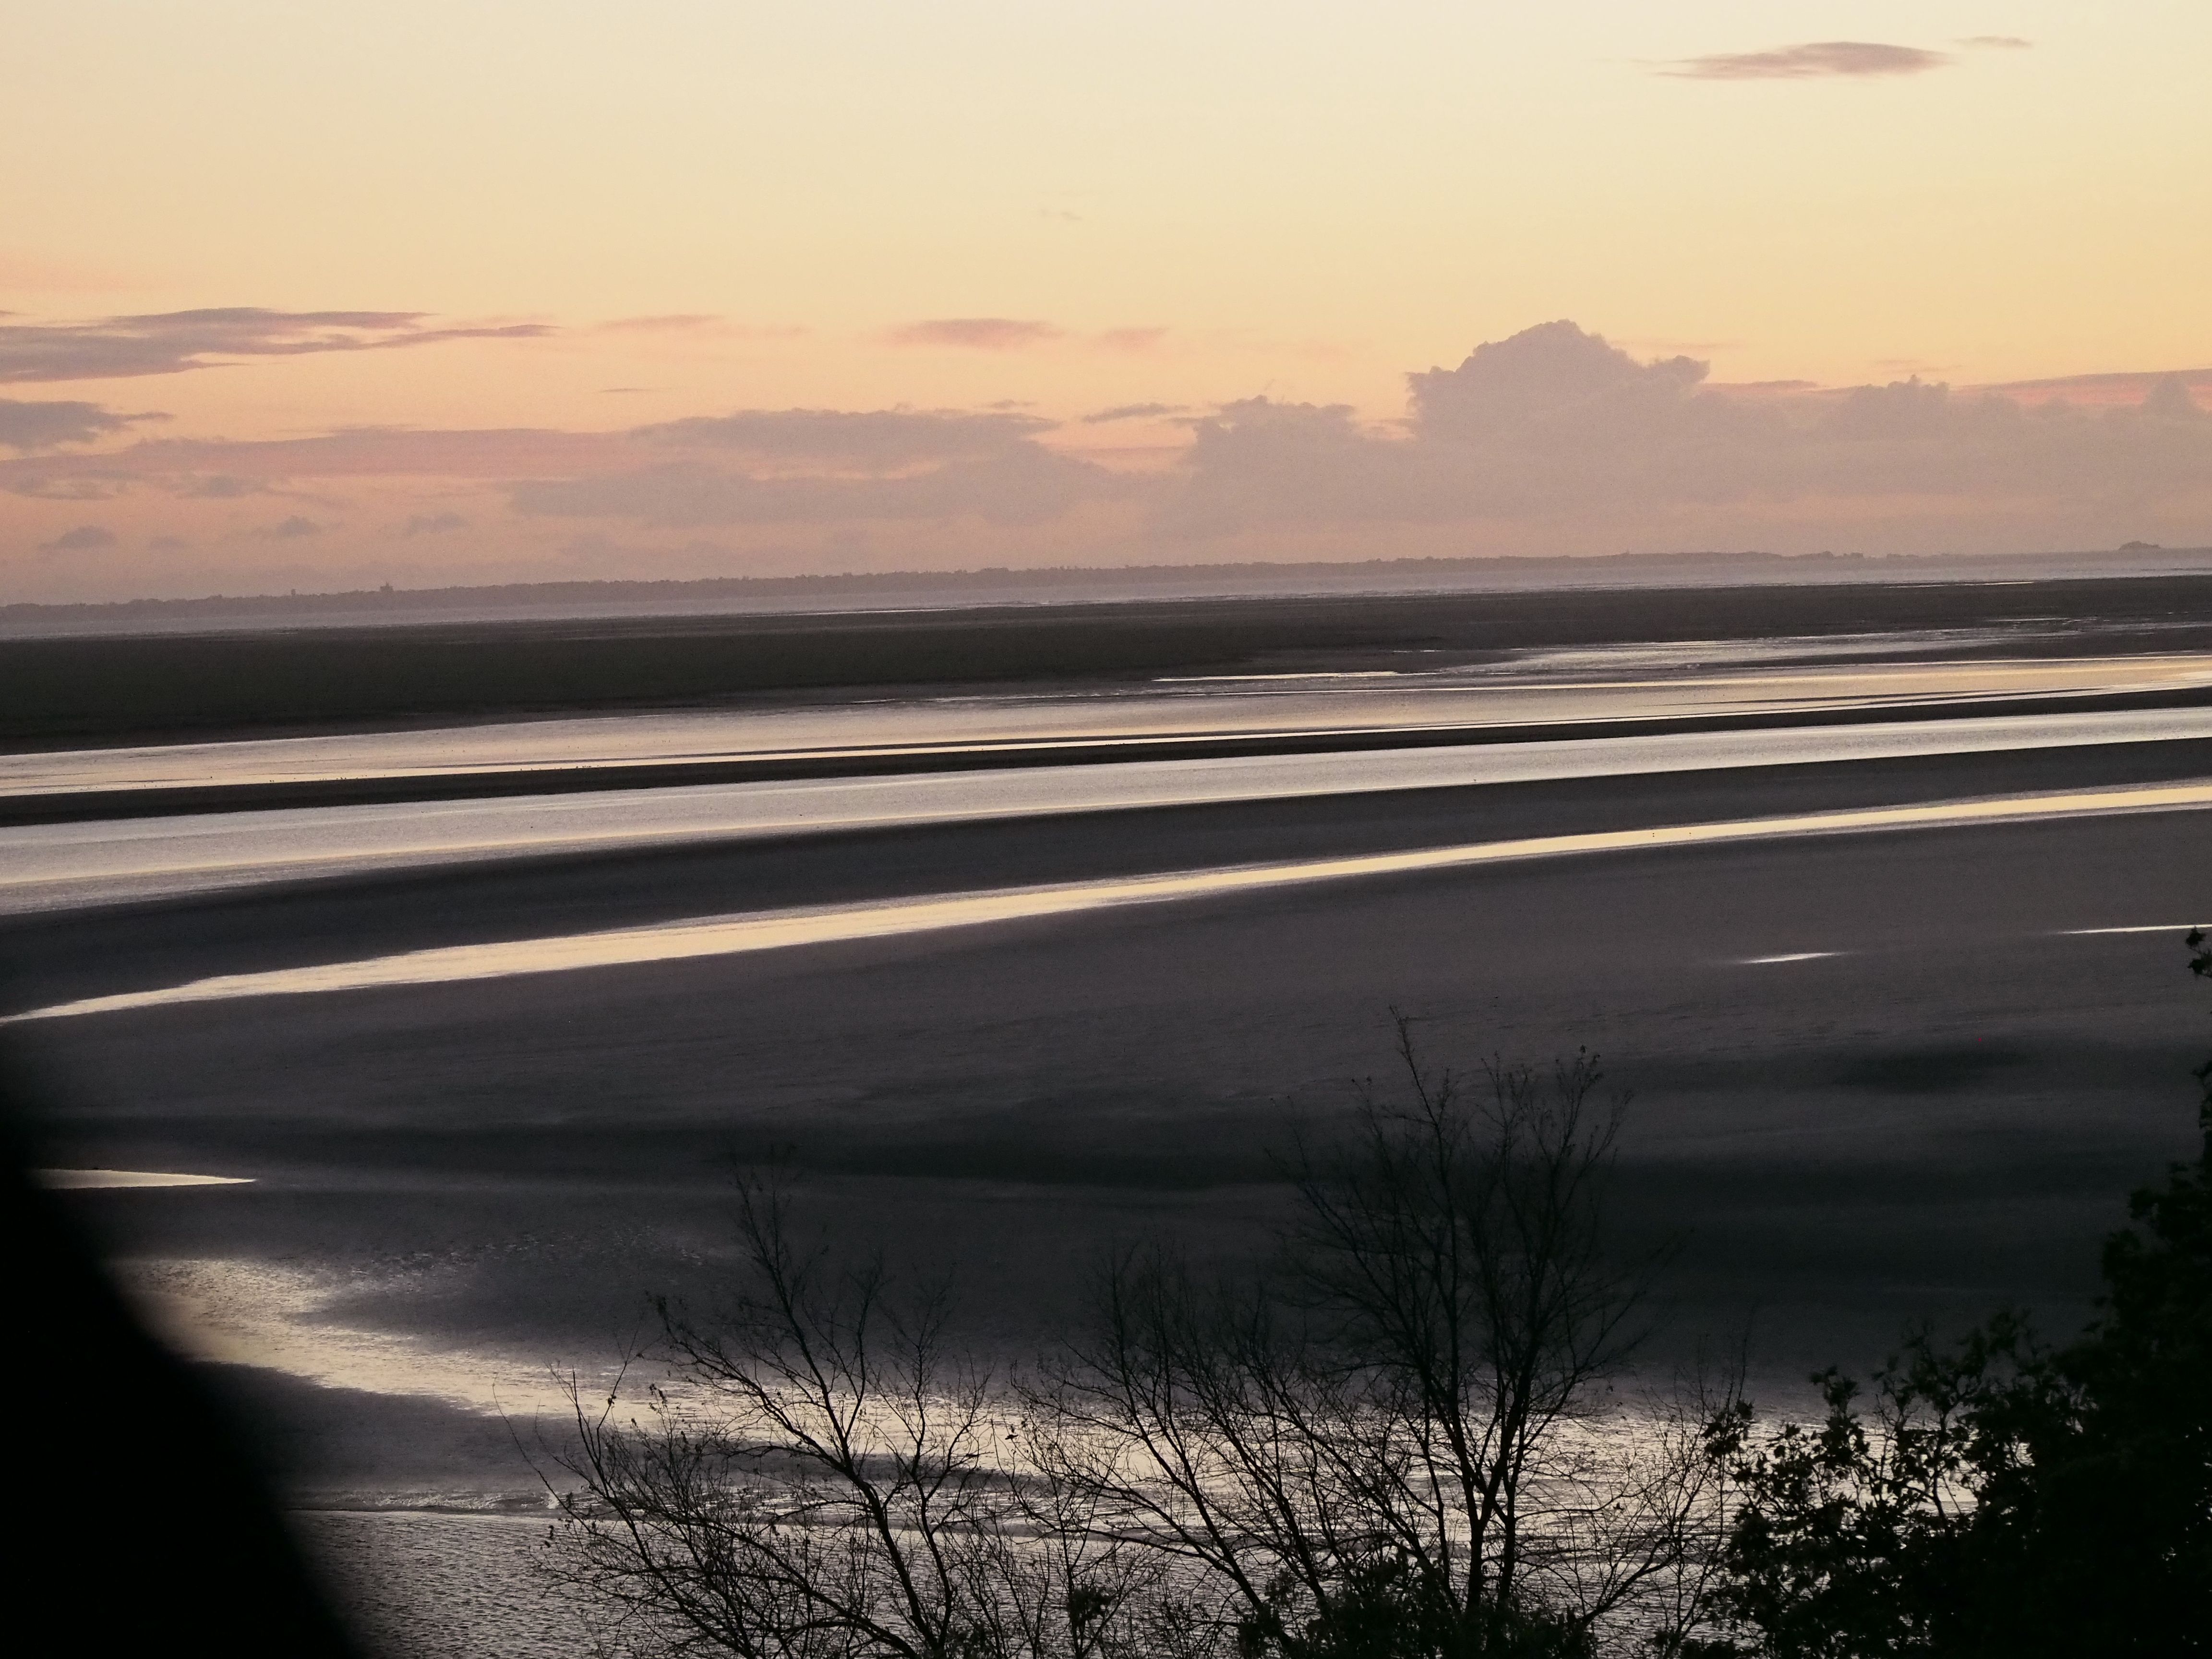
[14,780,2210,1022]
[7,639,2209,800]
[6,708,2209,914]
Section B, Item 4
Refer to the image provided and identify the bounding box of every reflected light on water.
[5,645,2208,799]
[7,707,2210,915]
[11,781,2211,1023]
[36,1168,253,1188]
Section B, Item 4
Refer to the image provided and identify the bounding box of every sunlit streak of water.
[12,781,2210,1023]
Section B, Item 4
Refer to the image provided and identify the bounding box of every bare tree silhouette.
[1036,1020,1735,1658]
[544,1027,1740,1658]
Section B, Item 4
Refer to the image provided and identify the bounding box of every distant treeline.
[6,546,2209,629]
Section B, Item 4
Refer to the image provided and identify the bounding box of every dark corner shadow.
[0,1040,361,1657]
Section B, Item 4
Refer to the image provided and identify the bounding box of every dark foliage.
[1705,931,2212,1656]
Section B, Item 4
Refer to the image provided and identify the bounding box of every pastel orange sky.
[4,1,2208,600]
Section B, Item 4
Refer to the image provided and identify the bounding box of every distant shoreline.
[7,573,2212,750]
[5,545,2208,637]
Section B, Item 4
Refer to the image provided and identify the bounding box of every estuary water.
[13,614,2212,1659]
[7,634,2208,801]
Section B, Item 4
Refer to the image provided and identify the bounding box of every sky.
[3,1,2208,601]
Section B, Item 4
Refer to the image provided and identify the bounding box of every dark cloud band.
[0,308,553,384]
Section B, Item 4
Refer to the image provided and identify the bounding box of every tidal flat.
[5,575,2210,1652]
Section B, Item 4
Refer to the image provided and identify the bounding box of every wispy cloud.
[0,308,553,383]
[403,510,469,536]
[1096,327,1169,353]
[512,450,1121,529]
[0,397,163,451]
[886,318,1067,350]
[595,314,724,333]
[36,523,117,553]
[0,426,627,491]
[593,315,809,339]
[1082,403,1188,425]
[633,408,1055,465]
[1658,42,1954,81]
[171,473,266,498]
[1958,35,2033,50]
[513,408,1114,528]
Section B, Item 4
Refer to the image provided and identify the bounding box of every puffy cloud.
[2141,376,2212,422]
[36,523,117,553]
[1658,42,1954,80]
[0,308,553,383]
[7,332,2202,575]
[0,397,159,451]
[887,318,1064,350]
[1407,319,1711,438]
[1166,322,2212,545]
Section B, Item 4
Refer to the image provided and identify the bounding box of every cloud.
[0,426,627,497]
[8,333,2201,570]
[0,308,553,383]
[1165,321,2212,544]
[7,475,120,501]
[1095,327,1169,353]
[513,446,1120,528]
[633,408,1056,466]
[1658,42,1954,80]
[513,403,1122,527]
[36,523,117,553]
[1972,366,2212,409]
[594,315,808,339]
[0,397,161,451]
[886,318,1065,350]
[1407,319,1710,437]
[2140,376,2212,421]
[1958,35,2032,49]
[595,314,723,333]
[1082,403,1188,424]
[171,474,266,498]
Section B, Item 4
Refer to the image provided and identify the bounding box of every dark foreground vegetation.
[540,938,2212,1658]
[8,574,2212,745]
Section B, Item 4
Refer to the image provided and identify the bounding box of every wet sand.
[9,738,2209,1414]
[3,585,2209,1558]
[9,573,2212,747]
